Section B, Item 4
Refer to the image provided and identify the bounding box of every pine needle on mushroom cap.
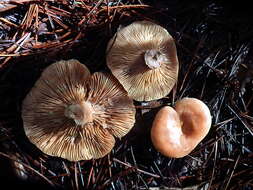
[22,59,136,161]
[106,20,179,101]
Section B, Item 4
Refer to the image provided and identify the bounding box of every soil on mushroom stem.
[1,0,253,190]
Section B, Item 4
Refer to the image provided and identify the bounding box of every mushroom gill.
[22,59,136,161]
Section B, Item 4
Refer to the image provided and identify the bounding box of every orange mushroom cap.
[151,97,212,158]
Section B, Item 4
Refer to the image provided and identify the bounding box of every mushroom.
[22,59,136,161]
[106,20,179,101]
[151,97,212,158]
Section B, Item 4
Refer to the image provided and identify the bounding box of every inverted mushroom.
[151,97,212,158]
[106,20,179,101]
[22,59,136,161]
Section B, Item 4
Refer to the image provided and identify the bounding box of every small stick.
[78,162,84,187]
[0,152,56,187]
[86,162,94,188]
[223,154,241,190]
[74,162,79,190]
[0,17,18,27]
[227,105,253,136]
[207,141,218,190]
[113,158,160,178]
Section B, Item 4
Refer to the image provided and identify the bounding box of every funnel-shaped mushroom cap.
[22,59,136,161]
[106,21,179,101]
[151,97,212,158]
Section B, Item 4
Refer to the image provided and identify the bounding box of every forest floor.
[0,0,253,189]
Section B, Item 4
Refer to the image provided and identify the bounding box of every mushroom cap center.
[144,49,167,69]
[64,101,94,126]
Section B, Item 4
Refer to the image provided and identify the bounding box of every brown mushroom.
[106,20,179,101]
[22,59,136,161]
[151,97,212,158]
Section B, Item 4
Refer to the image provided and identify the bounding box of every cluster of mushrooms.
[22,21,212,162]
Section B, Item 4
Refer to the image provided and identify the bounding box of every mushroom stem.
[144,49,166,69]
[64,101,94,126]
